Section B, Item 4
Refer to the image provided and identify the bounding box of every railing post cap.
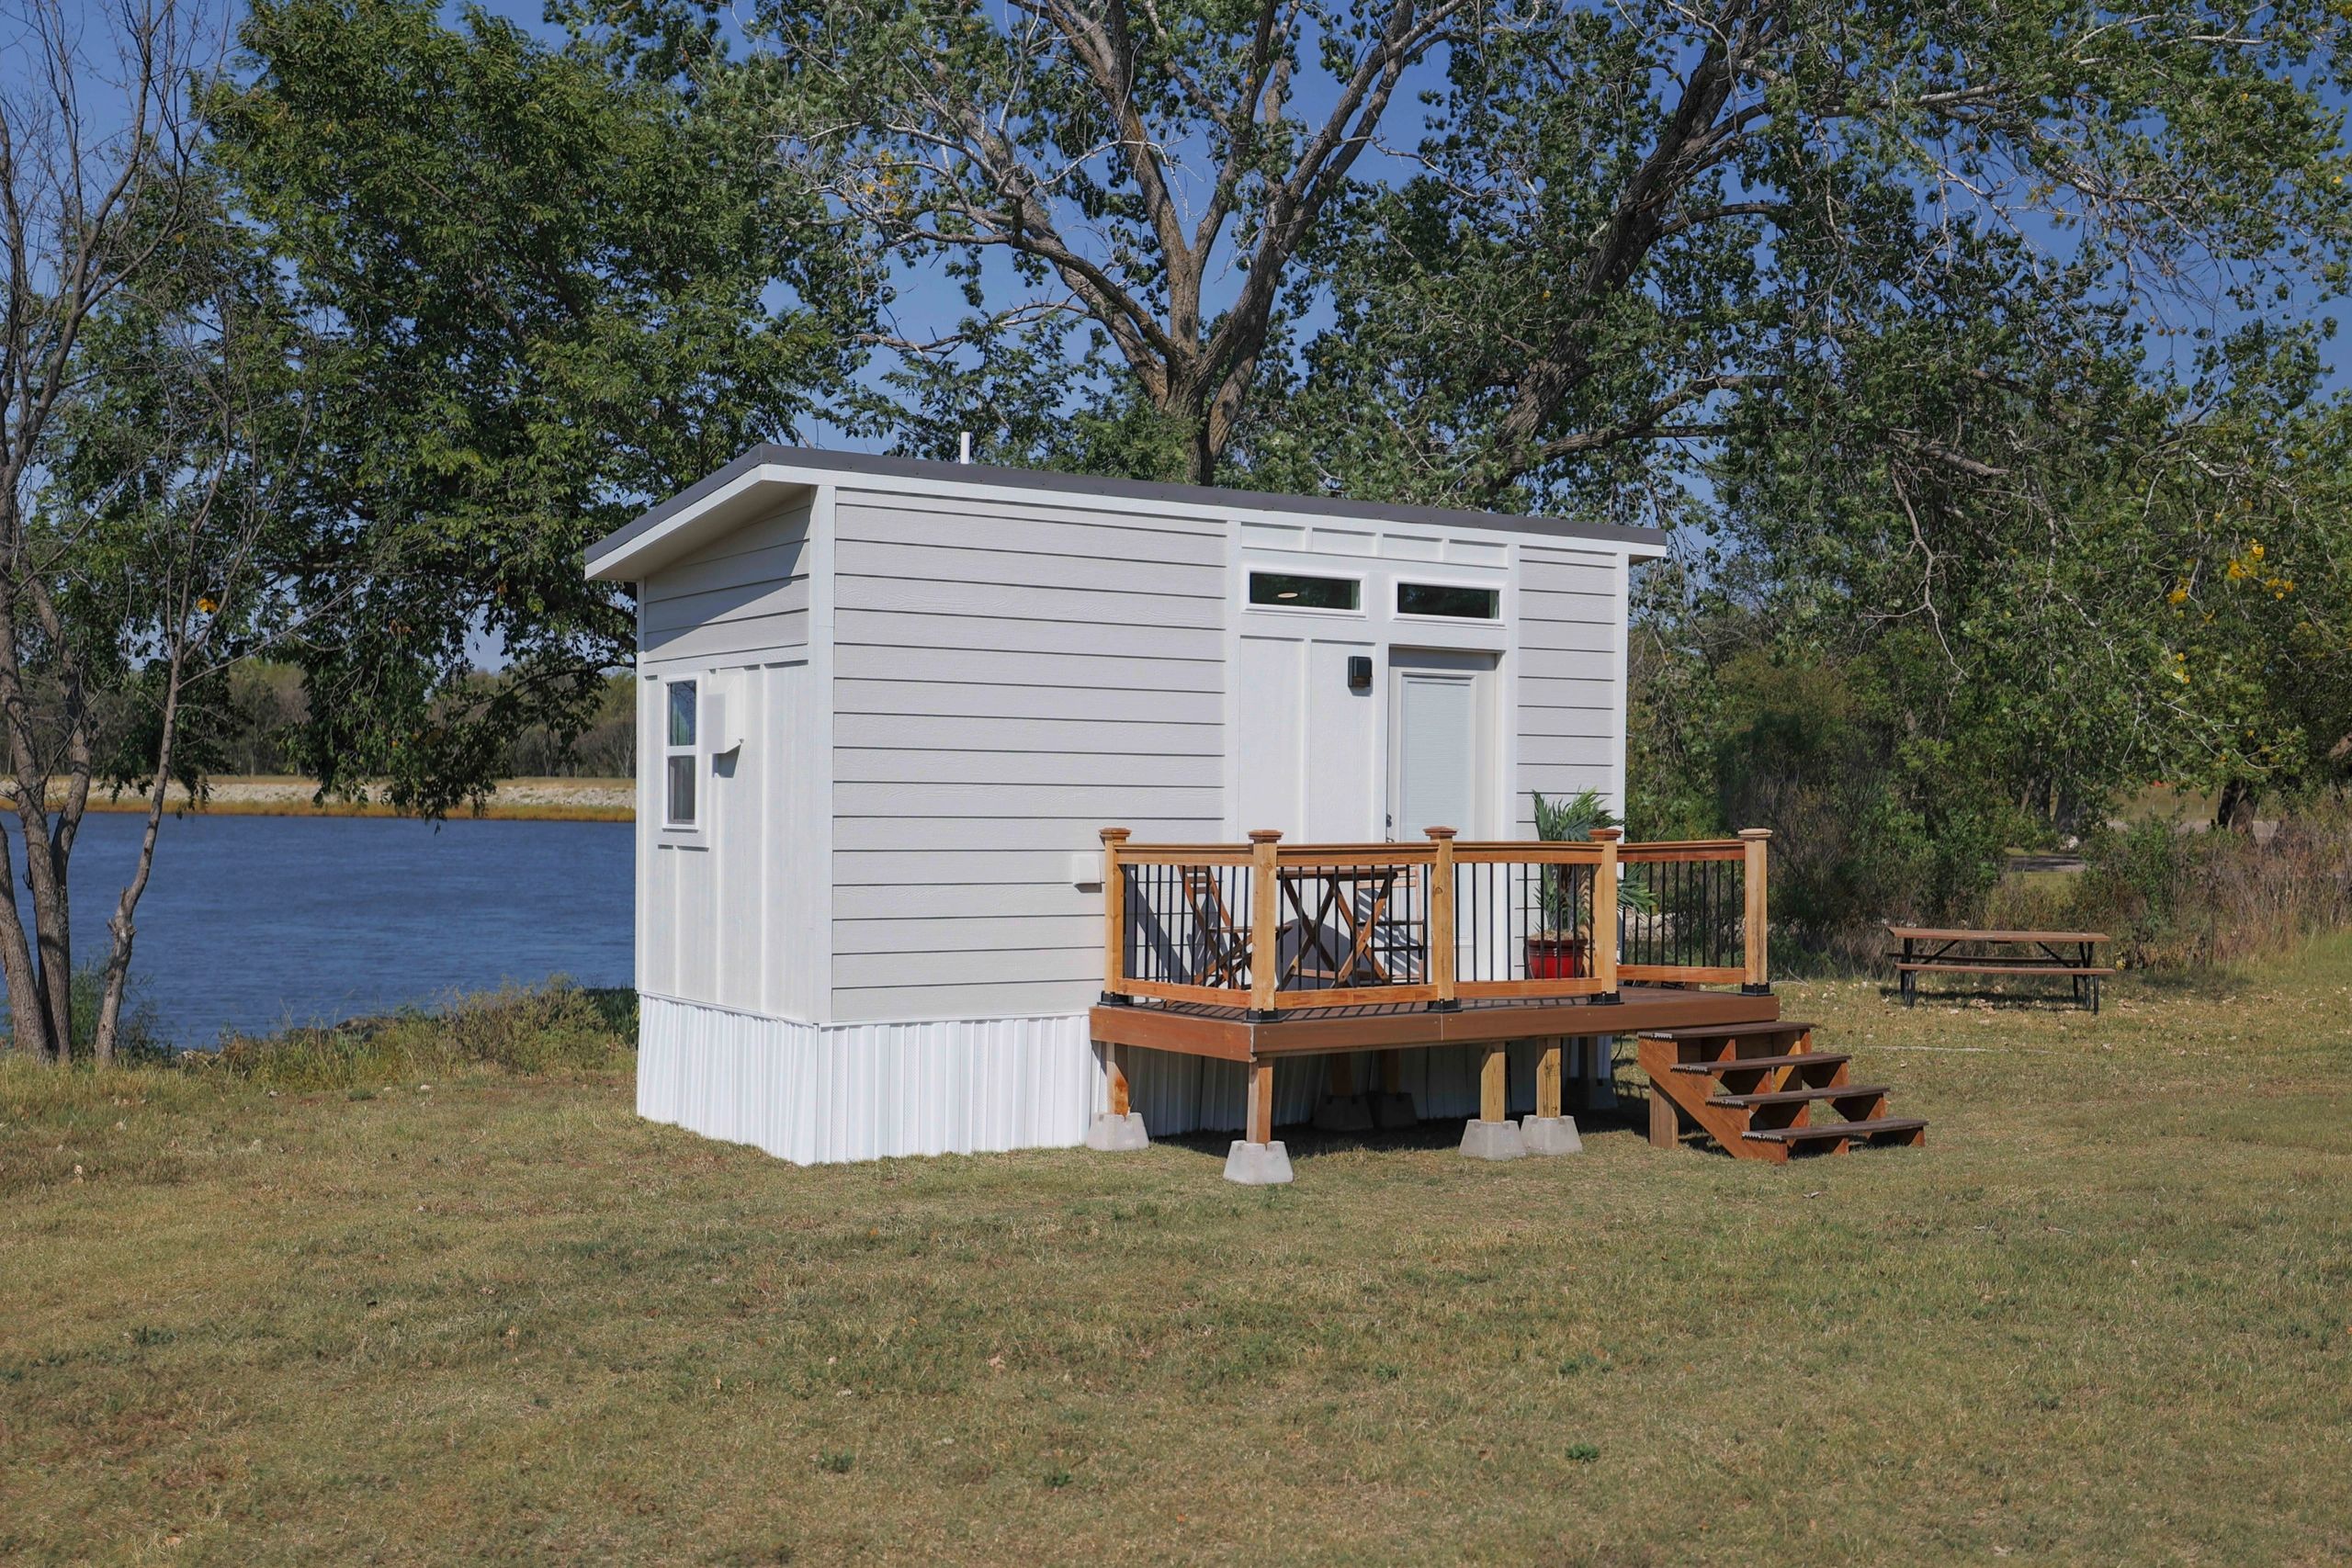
[1100,827,1133,843]
[1589,828,1623,842]
[1423,826,1458,840]
[1738,827,1774,841]
[1247,828,1284,843]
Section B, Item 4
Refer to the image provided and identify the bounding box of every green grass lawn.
[4,948,2350,1565]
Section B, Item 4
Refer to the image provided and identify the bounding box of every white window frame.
[1242,567,1368,618]
[1393,576,1503,624]
[663,677,700,830]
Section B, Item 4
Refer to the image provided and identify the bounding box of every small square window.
[1397,582,1499,619]
[1249,571,1360,611]
[666,753,696,827]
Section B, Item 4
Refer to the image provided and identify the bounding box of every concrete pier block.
[1084,1112,1150,1152]
[1369,1091,1420,1130]
[1458,1119,1527,1161]
[1222,1140,1295,1185]
[1520,1115,1584,1156]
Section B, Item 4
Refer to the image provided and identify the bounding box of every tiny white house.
[585,446,1671,1166]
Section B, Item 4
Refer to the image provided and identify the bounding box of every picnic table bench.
[1885,926,2112,1012]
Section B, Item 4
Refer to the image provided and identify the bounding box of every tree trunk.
[2213,778,2256,832]
[95,666,182,1064]
[0,595,58,1061]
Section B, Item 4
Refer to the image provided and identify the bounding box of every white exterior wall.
[827,489,1228,1024]
[610,462,1646,1163]
[636,497,828,1023]
[1512,542,1630,829]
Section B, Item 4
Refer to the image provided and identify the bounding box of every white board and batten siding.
[635,496,825,1026]
[827,489,1228,1024]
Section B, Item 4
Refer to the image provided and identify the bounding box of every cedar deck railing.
[1100,825,1771,1018]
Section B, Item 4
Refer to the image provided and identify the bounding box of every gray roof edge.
[584,444,1667,568]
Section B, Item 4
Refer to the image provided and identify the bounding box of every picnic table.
[1885,926,2113,1012]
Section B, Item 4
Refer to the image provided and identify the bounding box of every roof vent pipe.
[957,431,972,464]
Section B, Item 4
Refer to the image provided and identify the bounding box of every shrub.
[2052,799,2352,969]
[201,981,636,1090]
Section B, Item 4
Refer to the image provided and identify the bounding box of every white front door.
[1388,649,1497,840]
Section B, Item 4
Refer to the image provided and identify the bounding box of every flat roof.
[584,445,1666,576]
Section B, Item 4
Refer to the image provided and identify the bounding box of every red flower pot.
[1524,935,1589,979]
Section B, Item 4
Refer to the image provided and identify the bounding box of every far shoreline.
[20,775,635,824]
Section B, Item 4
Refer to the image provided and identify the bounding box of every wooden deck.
[1089,985,1782,1063]
[1091,826,1785,1155]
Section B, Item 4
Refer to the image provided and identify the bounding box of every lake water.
[2,811,633,1045]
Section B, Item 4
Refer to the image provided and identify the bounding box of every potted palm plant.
[1526,790,1657,977]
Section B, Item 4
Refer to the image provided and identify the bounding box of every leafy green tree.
[688,0,1468,480]
[0,0,227,1063]
[205,0,864,815]
[43,170,320,1062]
[1253,0,2348,507]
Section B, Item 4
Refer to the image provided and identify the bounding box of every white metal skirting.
[638,996,1622,1165]
[637,997,1098,1164]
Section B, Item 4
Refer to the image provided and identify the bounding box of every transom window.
[1397,581,1499,619]
[664,679,697,828]
[1249,571,1360,611]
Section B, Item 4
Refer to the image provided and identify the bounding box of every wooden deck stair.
[1637,1022,1926,1163]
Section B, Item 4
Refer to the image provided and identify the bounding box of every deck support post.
[1522,1039,1582,1156]
[1225,1055,1293,1184]
[1460,1043,1526,1161]
[1590,829,1622,1005]
[1085,1041,1150,1151]
[1371,1048,1417,1129]
[1740,829,1772,995]
[1313,1052,1374,1133]
[1248,1057,1274,1145]
[1590,1034,1620,1110]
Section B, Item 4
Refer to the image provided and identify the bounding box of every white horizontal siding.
[835,713,1216,754]
[1515,545,1626,830]
[835,882,1095,919]
[642,500,811,664]
[835,607,1218,662]
[823,491,1231,566]
[837,782,1218,820]
[835,850,1119,886]
[831,491,1227,1024]
[836,747,1221,786]
[835,814,1215,853]
[833,913,1102,956]
[842,538,1220,598]
[836,680,1224,726]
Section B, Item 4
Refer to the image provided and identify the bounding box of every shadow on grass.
[1873,965,2245,1010]
[1151,1104,1646,1167]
